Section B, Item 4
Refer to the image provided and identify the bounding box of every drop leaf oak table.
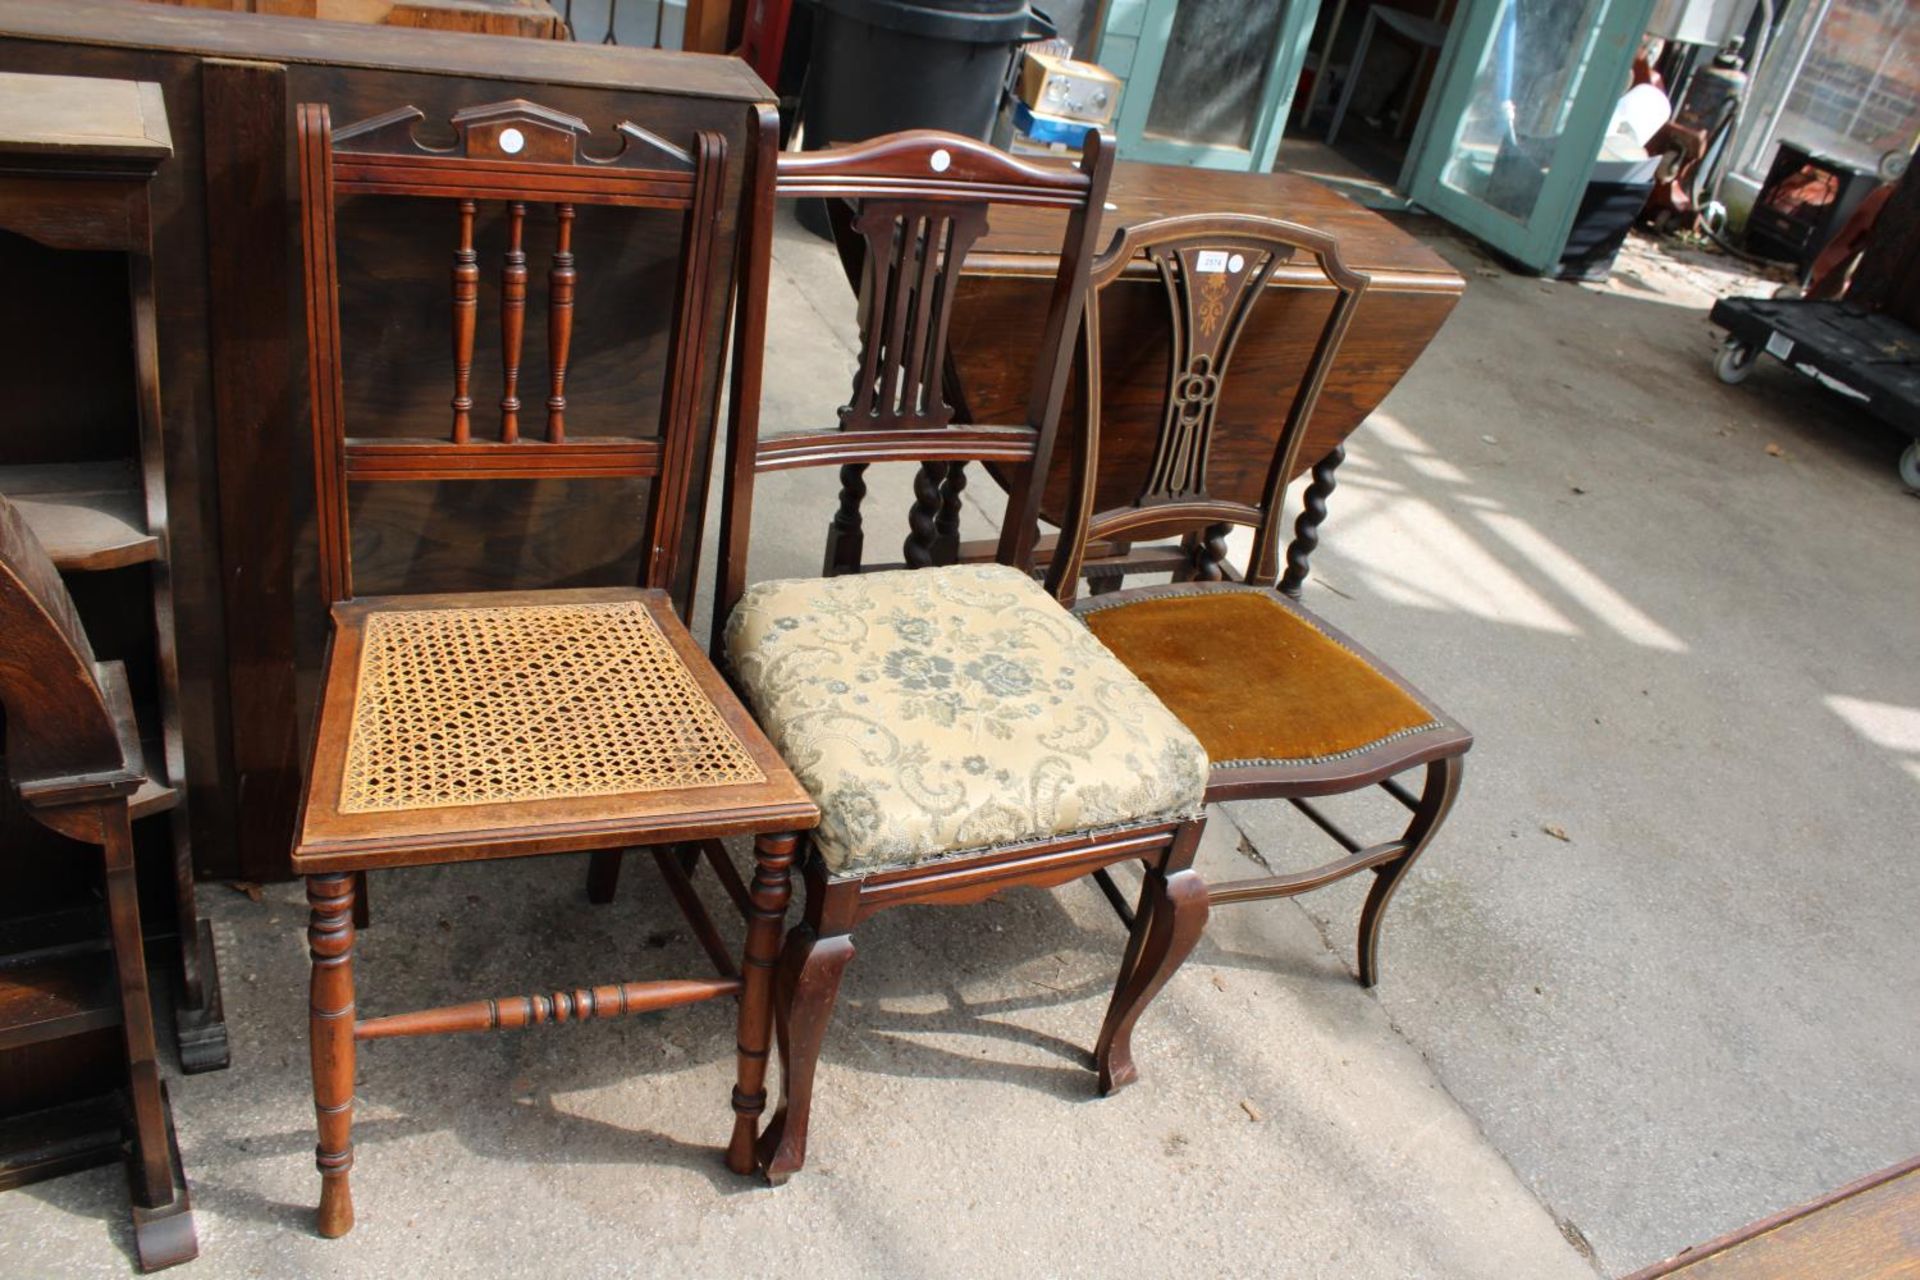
[859,161,1468,583]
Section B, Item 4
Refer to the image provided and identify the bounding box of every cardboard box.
[1015,50,1120,126]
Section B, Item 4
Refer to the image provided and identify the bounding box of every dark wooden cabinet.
[0,1,771,882]
[0,69,217,1268]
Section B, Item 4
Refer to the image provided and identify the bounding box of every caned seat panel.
[294,587,814,871]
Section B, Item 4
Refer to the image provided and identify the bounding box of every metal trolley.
[1711,295,1920,488]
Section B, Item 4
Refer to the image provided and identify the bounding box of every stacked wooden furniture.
[0,491,197,1270]
[0,70,224,1261]
[0,1,774,886]
[288,98,816,1237]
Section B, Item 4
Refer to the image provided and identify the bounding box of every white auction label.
[1196,250,1229,273]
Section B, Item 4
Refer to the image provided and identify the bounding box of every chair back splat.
[1043,214,1370,603]
[711,111,1113,654]
[296,100,728,607]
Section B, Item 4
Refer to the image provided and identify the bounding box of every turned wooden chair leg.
[585,849,625,904]
[757,925,855,1184]
[728,833,797,1173]
[1095,824,1210,1095]
[1357,754,1464,988]
[308,873,357,1238]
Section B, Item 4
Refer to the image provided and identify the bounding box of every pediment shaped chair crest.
[290,99,817,1239]
[0,495,196,1264]
[1044,213,1473,989]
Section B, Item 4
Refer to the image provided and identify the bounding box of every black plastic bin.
[1557,167,1657,282]
[797,0,1051,232]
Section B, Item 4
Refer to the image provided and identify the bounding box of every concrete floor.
[4,217,1916,1278]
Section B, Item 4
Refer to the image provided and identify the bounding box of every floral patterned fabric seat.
[725,564,1209,875]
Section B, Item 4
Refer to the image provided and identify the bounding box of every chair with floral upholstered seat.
[703,118,1213,1183]
[1045,212,1472,989]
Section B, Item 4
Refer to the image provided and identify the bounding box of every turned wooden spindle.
[307,873,357,1238]
[500,202,527,442]
[547,203,576,442]
[450,199,478,444]
[729,831,797,1174]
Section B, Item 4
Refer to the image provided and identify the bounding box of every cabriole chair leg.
[1095,865,1209,1094]
[758,924,855,1184]
[1357,754,1464,988]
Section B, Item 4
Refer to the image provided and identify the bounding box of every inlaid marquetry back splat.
[297,100,726,605]
[1046,213,1371,601]
[1138,240,1290,503]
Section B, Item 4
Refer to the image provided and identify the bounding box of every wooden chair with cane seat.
[701,117,1212,1183]
[289,100,817,1238]
[1043,213,1472,988]
[0,495,197,1269]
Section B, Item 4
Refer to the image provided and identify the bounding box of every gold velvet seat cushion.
[725,564,1208,875]
[1079,586,1442,769]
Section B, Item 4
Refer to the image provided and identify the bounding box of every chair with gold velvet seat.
[1044,212,1471,988]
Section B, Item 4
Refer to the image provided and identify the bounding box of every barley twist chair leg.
[728,833,798,1174]
[757,925,855,1184]
[1357,753,1464,988]
[307,873,357,1238]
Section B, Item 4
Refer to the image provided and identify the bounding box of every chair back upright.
[0,495,132,804]
[713,115,1114,653]
[1043,213,1370,604]
[296,99,729,608]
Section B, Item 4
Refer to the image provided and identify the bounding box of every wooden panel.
[0,71,169,158]
[1625,1157,1920,1279]
[0,949,120,1052]
[0,461,158,571]
[203,56,296,884]
[0,5,767,880]
[0,1,765,100]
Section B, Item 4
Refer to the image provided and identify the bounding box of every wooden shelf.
[128,732,180,820]
[0,946,120,1053]
[0,460,157,572]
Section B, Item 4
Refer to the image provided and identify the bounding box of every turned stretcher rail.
[353,976,742,1041]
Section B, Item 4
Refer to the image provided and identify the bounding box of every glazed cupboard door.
[1100,0,1322,171]
[1405,0,1657,270]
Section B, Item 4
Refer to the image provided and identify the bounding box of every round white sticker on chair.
[930,148,951,173]
[1228,253,1246,273]
[499,127,526,155]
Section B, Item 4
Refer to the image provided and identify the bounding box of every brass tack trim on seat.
[1208,720,1443,770]
[338,600,763,813]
